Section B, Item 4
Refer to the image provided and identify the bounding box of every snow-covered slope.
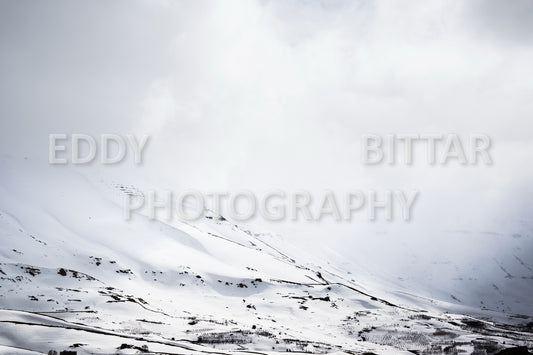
[0,157,532,355]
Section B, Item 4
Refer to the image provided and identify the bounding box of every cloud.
[464,0,533,45]
[1,0,532,311]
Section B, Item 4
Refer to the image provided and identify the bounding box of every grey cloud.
[465,0,533,44]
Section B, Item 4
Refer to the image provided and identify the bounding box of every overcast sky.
[1,0,533,306]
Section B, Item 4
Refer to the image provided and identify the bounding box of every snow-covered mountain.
[1,158,532,355]
[2,0,533,354]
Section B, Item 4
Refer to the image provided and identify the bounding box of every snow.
[0,159,532,354]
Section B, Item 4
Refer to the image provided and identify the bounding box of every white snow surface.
[0,158,532,354]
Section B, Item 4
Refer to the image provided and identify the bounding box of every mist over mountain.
[1,1,532,354]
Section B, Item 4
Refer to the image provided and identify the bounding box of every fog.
[1,0,532,312]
